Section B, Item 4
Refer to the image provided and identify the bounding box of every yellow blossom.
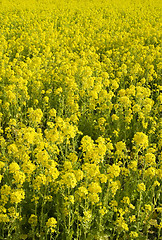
[137,183,146,192]
[46,217,57,233]
[133,132,148,149]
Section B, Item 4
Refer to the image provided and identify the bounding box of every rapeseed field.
[0,0,161,239]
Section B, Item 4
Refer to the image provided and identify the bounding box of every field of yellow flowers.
[0,0,161,239]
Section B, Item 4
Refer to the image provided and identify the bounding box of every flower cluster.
[0,0,161,239]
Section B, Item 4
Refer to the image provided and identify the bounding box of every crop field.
[0,0,161,239]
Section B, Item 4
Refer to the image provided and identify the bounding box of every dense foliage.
[0,0,161,239]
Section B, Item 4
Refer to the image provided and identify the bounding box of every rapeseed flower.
[0,0,161,239]
[133,132,148,149]
[46,217,57,233]
[137,183,146,192]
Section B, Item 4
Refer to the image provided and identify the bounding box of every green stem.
[137,191,142,233]
[158,212,161,239]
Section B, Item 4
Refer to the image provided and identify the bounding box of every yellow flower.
[55,87,62,95]
[81,135,94,152]
[46,217,57,233]
[153,181,160,187]
[145,153,156,166]
[7,144,18,155]
[110,200,118,208]
[63,161,73,170]
[98,117,106,126]
[128,160,137,171]
[121,167,130,176]
[62,172,77,188]
[0,161,5,170]
[145,204,152,212]
[47,121,55,128]
[0,174,3,183]
[115,216,129,231]
[49,108,57,118]
[33,174,47,190]
[130,231,138,238]
[74,169,84,181]
[43,96,49,103]
[112,114,119,121]
[77,186,88,198]
[9,118,16,126]
[0,214,9,223]
[13,171,26,185]
[132,104,141,113]
[48,161,59,180]
[83,210,92,222]
[137,183,146,192]
[122,197,130,205]
[10,189,25,204]
[99,174,107,183]
[107,164,120,179]
[133,132,148,149]
[119,96,131,108]
[28,214,38,227]
[8,207,19,219]
[82,163,100,179]
[109,180,120,195]
[99,207,107,216]
[144,167,156,178]
[9,162,20,173]
[116,141,126,152]
[28,108,43,126]
[21,160,36,175]
[88,182,102,194]
[69,195,74,204]
[129,215,136,223]
[67,152,78,164]
[88,193,100,204]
